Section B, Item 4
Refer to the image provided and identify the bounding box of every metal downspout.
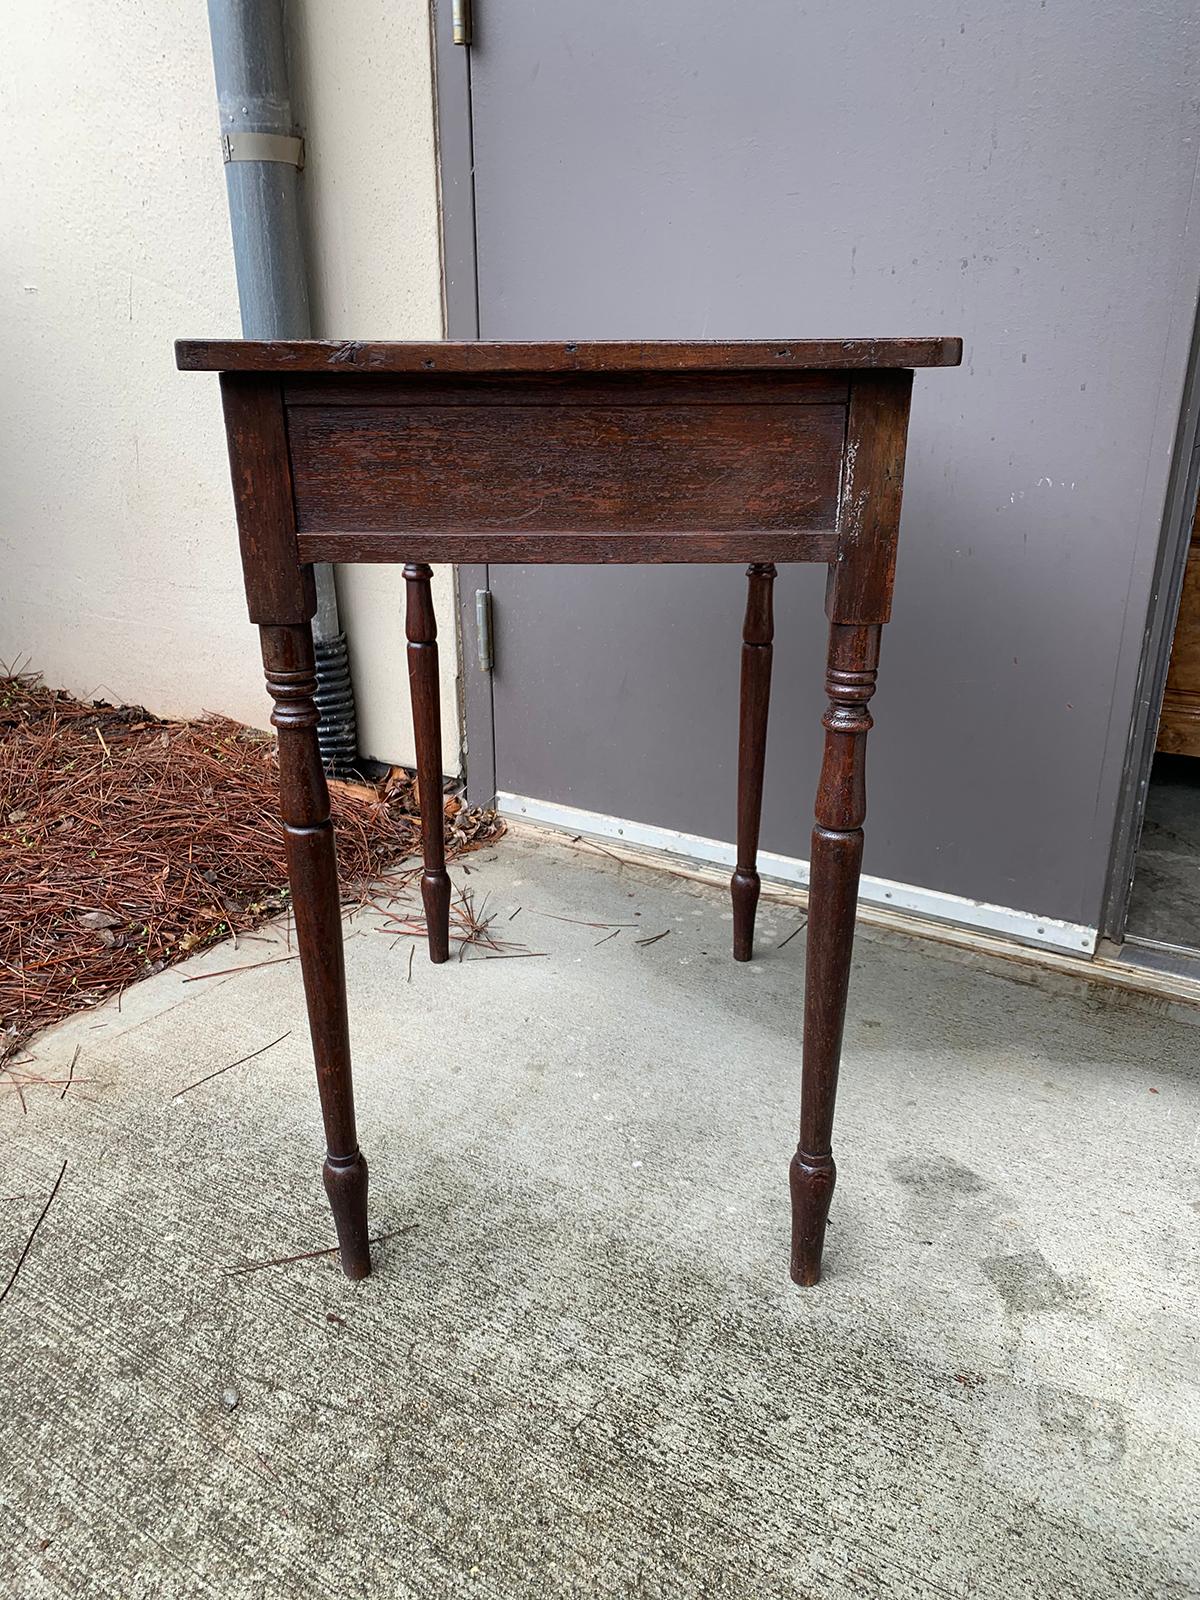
[206,0,357,771]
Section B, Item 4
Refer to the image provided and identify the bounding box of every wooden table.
[178,337,961,1287]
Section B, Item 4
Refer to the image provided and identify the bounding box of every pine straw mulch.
[0,673,505,1065]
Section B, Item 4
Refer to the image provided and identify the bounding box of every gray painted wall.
[464,0,1200,929]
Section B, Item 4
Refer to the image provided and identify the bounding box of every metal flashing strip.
[221,131,305,169]
[496,792,1099,957]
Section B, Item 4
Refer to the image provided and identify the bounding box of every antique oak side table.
[177,336,961,1287]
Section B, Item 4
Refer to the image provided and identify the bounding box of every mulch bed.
[0,674,504,1064]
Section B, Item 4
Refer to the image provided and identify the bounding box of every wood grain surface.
[287,401,845,544]
[179,335,963,374]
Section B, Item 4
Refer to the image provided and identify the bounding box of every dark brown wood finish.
[790,621,881,1285]
[182,337,959,1289]
[405,563,452,964]
[827,370,913,625]
[260,622,370,1279]
[180,336,963,374]
[219,375,314,623]
[287,399,845,538]
[731,563,776,961]
[281,372,853,407]
[297,530,836,566]
[283,371,847,567]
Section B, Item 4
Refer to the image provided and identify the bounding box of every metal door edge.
[431,0,496,805]
[1100,292,1200,941]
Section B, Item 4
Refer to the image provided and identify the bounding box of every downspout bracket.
[221,131,305,170]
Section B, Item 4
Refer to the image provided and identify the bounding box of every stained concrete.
[2,829,1199,1599]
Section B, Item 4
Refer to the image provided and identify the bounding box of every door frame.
[431,0,496,803]
[1100,297,1200,943]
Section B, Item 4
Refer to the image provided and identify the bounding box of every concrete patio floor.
[2,826,1199,1599]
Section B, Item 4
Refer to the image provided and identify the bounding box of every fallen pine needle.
[407,945,415,984]
[635,929,672,947]
[3,1069,95,1091]
[0,1159,67,1313]
[777,919,808,949]
[181,954,299,984]
[227,1224,417,1275]
[464,951,548,961]
[569,834,627,866]
[593,928,622,946]
[173,1031,291,1098]
[526,910,637,929]
[59,1044,80,1102]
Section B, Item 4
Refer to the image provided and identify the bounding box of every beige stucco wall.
[288,1,457,765]
[0,1,262,723]
[0,0,453,769]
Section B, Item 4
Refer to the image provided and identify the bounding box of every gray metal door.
[452,0,1200,932]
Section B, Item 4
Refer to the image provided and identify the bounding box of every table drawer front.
[286,400,846,540]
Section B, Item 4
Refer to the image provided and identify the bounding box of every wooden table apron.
[177,337,962,1287]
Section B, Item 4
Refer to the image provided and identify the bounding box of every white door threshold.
[497,792,1096,955]
[495,793,1200,1013]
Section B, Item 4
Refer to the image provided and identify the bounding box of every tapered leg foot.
[421,868,452,965]
[731,563,775,962]
[323,1150,371,1279]
[789,1151,836,1286]
[321,1152,369,1273]
[731,868,761,962]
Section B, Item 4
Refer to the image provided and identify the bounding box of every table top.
[176,337,963,375]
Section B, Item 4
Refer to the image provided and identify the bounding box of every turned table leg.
[790,622,880,1285]
[731,562,776,961]
[404,562,452,963]
[261,623,370,1280]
